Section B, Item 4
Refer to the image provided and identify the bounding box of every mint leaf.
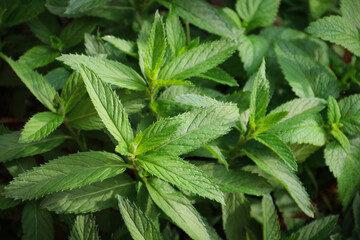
[197,67,239,87]
[324,136,360,207]
[5,151,127,200]
[79,65,133,146]
[118,196,163,240]
[338,94,360,135]
[327,96,341,125]
[21,112,64,143]
[65,0,111,14]
[262,195,281,240]
[146,178,219,240]
[58,54,147,91]
[69,214,100,240]
[18,45,60,69]
[330,128,350,151]
[102,35,137,57]
[42,175,135,214]
[137,152,224,204]
[61,72,87,114]
[166,8,186,57]
[254,111,288,135]
[341,0,360,29]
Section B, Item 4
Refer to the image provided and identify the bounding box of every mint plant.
[1,0,360,239]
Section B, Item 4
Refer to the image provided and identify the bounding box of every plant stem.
[185,21,191,44]
[64,122,86,151]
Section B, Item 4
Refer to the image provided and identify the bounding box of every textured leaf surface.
[287,215,338,240]
[60,18,97,50]
[5,151,127,200]
[158,40,237,81]
[137,152,224,204]
[243,143,314,217]
[22,201,54,240]
[0,131,65,163]
[197,67,238,86]
[102,35,137,57]
[69,214,100,240]
[0,185,20,210]
[262,195,281,240]
[18,45,60,69]
[166,9,186,57]
[0,53,58,112]
[61,72,87,114]
[79,65,133,146]
[338,94,360,135]
[275,41,339,99]
[327,96,341,124]
[58,54,147,90]
[21,112,64,143]
[118,196,163,240]
[42,175,135,214]
[146,178,218,240]
[255,133,297,171]
[324,136,360,207]
[66,0,111,14]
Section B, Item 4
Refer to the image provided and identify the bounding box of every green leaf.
[239,35,269,75]
[0,131,65,163]
[338,94,360,135]
[166,8,186,57]
[18,45,60,69]
[0,185,20,210]
[307,15,360,57]
[69,214,100,240]
[204,143,229,169]
[102,35,137,57]
[5,151,127,200]
[22,201,54,240]
[146,178,219,240]
[341,0,360,29]
[255,133,298,171]
[67,98,104,131]
[27,12,61,45]
[197,67,239,87]
[44,67,71,91]
[249,59,269,129]
[196,162,272,196]
[324,136,360,207]
[136,152,224,204]
[58,54,147,91]
[243,142,314,217]
[287,215,338,240]
[262,195,281,240]
[327,96,341,125]
[118,196,163,240]
[145,11,166,79]
[154,104,239,155]
[158,40,237,81]
[275,41,339,99]
[2,0,44,27]
[235,0,281,31]
[4,157,36,177]
[152,79,193,87]
[78,65,133,146]
[61,71,87,114]
[60,18,97,50]
[42,175,135,214]
[21,112,64,143]
[162,0,242,39]
[65,0,111,14]
[330,128,350,151]
[254,111,288,135]
[222,192,250,240]
[0,53,59,112]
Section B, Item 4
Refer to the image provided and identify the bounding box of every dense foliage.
[0,0,360,239]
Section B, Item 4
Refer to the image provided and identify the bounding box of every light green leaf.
[21,112,64,143]
[65,0,111,14]
[327,96,341,125]
[158,40,237,81]
[79,65,133,146]
[249,59,269,129]
[44,67,71,91]
[275,41,339,99]
[145,11,166,79]
[338,94,360,135]
[239,35,269,75]
[18,45,60,69]
[235,0,281,31]
[152,79,193,87]
[146,178,219,240]
[330,128,350,151]
[204,143,228,169]
[5,151,127,200]
[341,0,360,29]
[197,67,238,86]
[0,131,65,163]
[67,98,104,131]
[69,214,100,240]
[61,71,87,114]
[290,144,320,163]
[307,15,360,57]
[118,196,163,240]
[196,162,272,196]
[255,133,297,171]
[137,152,224,204]
[60,18,97,50]
[42,175,135,214]
[22,201,54,240]
[324,136,360,207]
[287,215,338,240]
[166,8,186,57]
[58,54,147,91]
[102,35,137,57]
[254,111,288,135]
[222,192,250,240]
[262,195,281,240]
[154,104,239,156]
[243,143,314,217]
[0,53,59,112]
